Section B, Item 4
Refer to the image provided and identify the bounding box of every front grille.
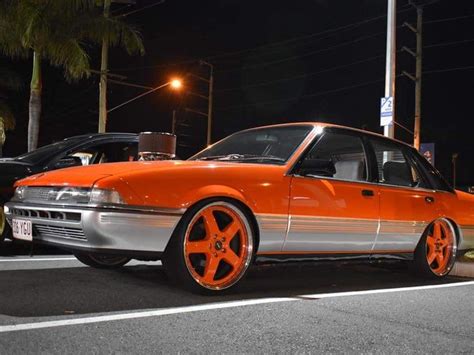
[34,224,86,240]
[10,208,81,222]
[22,187,53,202]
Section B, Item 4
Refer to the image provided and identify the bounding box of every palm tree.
[0,67,22,156]
[0,0,144,151]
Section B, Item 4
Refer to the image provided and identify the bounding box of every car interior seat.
[383,161,413,186]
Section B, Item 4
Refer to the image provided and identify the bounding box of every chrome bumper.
[4,202,183,255]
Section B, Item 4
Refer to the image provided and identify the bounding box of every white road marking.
[0,257,77,262]
[0,280,473,333]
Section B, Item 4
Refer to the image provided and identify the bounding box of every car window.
[55,141,138,167]
[303,132,368,182]
[191,125,313,164]
[410,150,453,192]
[369,138,427,188]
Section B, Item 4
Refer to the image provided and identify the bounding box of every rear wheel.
[163,200,255,293]
[414,218,457,277]
[74,253,131,269]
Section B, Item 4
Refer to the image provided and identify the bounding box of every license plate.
[12,219,33,241]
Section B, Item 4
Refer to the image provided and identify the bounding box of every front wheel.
[163,200,255,294]
[74,253,131,269]
[414,218,457,277]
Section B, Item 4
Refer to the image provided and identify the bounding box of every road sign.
[380,96,394,126]
[420,143,435,166]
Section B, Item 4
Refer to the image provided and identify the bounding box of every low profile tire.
[414,218,458,278]
[74,253,131,269]
[163,199,256,294]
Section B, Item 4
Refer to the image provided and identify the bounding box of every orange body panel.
[13,122,474,255]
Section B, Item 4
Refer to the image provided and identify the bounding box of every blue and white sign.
[420,143,435,166]
[380,96,394,126]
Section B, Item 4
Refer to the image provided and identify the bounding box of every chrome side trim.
[6,201,185,216]
[255,213,289,252]
[256,213,426,254]
[374,220,427,252]
[459,225,474,250]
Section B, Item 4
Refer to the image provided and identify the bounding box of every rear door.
[367,137,440,253]
[284,129,379,254]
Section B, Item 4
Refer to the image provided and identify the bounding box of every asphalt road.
[0,240,473,354]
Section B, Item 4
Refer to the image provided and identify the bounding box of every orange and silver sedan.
[4,123,474,293]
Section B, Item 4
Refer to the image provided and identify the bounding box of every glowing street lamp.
[170,79,182,90]
[108,78,183,114]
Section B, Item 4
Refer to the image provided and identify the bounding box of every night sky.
[2,0,473,186]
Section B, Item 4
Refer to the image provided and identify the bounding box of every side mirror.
[53,156,83,169]
[299,158,336,178]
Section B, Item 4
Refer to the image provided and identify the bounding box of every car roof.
[244,122,415,149]
[62,132,138,141]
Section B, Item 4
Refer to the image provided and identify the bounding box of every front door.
[284,130,379,254]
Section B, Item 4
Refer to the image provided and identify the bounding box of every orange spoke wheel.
[183,202,254,291]
[416,218,457,277]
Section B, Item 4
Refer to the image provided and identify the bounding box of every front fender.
[179,185,257,212]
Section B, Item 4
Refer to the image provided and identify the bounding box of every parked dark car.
[0,133,138,241]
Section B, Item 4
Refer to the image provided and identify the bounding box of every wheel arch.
[168,195,260,253]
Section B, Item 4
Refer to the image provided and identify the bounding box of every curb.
[451,260,474,278]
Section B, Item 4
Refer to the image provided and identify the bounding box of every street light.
[170,79,182,89]
[108,78,182,114]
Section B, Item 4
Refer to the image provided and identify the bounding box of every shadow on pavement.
[0,240,69,257]
[0,260,467,318]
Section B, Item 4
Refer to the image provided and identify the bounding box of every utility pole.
[452,153,458,189]
[98,0,111,133]
[384,0,397,139]
[414,6,423,150]
[171,109,177,135]
[199,60,214,146]
[403,3,423,150]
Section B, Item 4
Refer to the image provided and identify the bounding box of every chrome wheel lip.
[428,218,458,277]
[183,201,254,291]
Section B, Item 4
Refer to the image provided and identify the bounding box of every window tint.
[304,132,368,182]
[411,150,452,192]
[62,141,138,166]
[369,138,426,188]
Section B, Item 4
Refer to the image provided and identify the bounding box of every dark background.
[2,0,473,186]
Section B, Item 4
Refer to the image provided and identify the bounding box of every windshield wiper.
[197,154,285,162]
[198,154,246,161]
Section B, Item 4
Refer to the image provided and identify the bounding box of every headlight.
[12,186,125,205]
[13,186,27,201]
[89,188,124,205]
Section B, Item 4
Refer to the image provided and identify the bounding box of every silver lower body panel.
[5,202,181,255]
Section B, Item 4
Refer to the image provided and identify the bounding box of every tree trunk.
[28,52,42,152]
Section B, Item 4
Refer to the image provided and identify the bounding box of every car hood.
[15,160,285,188]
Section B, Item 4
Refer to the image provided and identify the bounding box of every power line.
[217,63,474,112]
[216,76,397,112]
[424,38,474,49]
[219,31,386,73]
[423,65,474,75]
[116,0,165,18]
[216,54,385,93]
[425,13,474,24]
[111,6,413,73]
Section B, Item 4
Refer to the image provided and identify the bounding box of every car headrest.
[334,160,364,181]
[383,161,412,186]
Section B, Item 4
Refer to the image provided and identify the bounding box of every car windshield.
[190,125,313,164]
[15,138,82,164]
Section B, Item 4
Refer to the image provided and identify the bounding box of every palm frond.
[0,67,23,91]
[0,101,15,131]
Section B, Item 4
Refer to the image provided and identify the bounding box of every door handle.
[361,189,374,197]
[425,196,435,204]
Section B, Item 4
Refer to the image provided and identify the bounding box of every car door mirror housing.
[299,158,336,178]
[53,156,83,169]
